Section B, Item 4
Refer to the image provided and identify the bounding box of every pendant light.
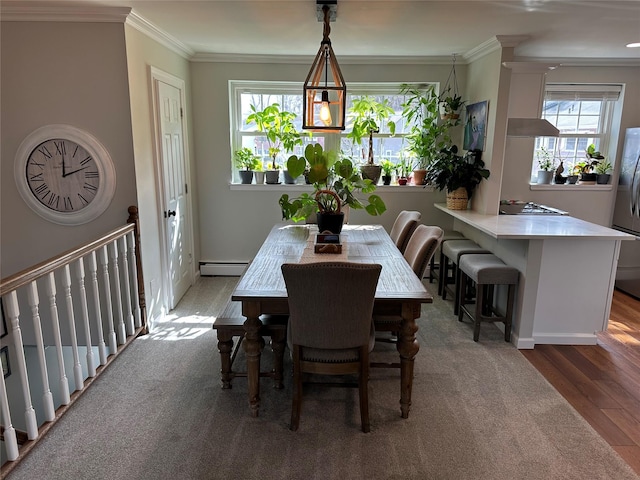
[303,1,346,132]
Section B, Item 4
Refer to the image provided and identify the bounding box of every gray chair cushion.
[389,210,421,253]
[459,254,519,285]
[442,239,490,263]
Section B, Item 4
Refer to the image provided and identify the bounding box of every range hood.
[507,118,559,137]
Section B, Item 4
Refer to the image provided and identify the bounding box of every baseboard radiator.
[200,262,248,277]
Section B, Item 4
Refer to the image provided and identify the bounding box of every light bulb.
[320,91,332,126]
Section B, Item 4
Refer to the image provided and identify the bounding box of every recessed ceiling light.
[626,42,640,48]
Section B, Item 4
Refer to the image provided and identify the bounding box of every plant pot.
[283,170,297,184]
[265,170,280,184]
[537,170,554,184]
[412,169,427,186]
[360,165,382,185]
[554,175,567,185]
[254,171,265,184]
[446,187,468,210]
[398,177,408,186]
[316,212,344,234]
[596,173,611,184]
[382,175,392,185]
[567,175,579,184]
[579,172,597,185]
[239,170,254,184]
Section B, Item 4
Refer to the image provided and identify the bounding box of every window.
[531,84,622,181]
[230,81,435,183]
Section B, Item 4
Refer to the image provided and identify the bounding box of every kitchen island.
[435,203,635,348]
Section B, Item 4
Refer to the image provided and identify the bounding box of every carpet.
[7,277,639,480]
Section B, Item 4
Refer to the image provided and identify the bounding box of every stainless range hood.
[507,118,559,137]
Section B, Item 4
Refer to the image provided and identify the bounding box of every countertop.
[435,203,636,240]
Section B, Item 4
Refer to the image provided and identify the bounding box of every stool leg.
[458,271,467,322]
[473,284,485,342]
[453,263,463,315]
[439,253,448,297]
[504,284,515,342]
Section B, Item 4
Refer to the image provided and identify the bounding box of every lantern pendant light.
[303,1,346,132]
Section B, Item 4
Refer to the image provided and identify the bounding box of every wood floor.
[522,289,640,476]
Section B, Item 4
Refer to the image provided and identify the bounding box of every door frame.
[149,66,195,312]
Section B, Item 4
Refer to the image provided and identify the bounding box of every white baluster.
[0,370,19,461]
[4,291,38,440]
[61,266,84,391]
[127,231,142,328]
[75,258,96,377]
[99,246,117,356]
[119,236,135,336]
[87,252,108,365]
[44,273,71,405]
[26,282,56,421]
[108,240,126,344]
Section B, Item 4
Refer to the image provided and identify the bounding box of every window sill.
[229,183,435,193]
[529,183,613,191]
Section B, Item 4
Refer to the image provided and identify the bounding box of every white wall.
[124,25,195,323]
[190,60,459,264]
[0,21,137,278]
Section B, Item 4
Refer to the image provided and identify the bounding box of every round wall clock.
[14,124,116,225]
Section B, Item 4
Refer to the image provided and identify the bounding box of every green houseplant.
[380,159,396,185]
[400,84,454,184]
[346,96,396,184]
[578,143,604,183]
[595,158,613,184]
[246,103,302,184]
[425,145,490,210]
[233,147,259,184]
[439,88,465,121]
[279,144,386,233]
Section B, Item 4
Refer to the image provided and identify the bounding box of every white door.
[157,79,192,309]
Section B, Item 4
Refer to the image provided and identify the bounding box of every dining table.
[231,223,433,418]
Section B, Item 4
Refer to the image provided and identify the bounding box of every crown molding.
[190,52,460,65]
[126,10,194,59]
[0,2,131,23]
[513,56,640,68]
[462,36,502,63]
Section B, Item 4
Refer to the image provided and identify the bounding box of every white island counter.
[435,203,635,348]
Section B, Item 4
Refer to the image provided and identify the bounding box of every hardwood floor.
[522,289,640,476]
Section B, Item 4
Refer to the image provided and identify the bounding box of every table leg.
[397,303,420,418]
[242,302,264,416]
[216,330,234,389]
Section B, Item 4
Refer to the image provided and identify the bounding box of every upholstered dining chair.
[281,262,382,433]
[389,210,421,253]
[372,225,444,359]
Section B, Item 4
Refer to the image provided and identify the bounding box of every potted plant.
[580,143,604,184]
[396,155,414,185]
[400,84,453,185]
[566,162,579,184]
[346,96,396,185]
[535,146,555,184]
[425,145,490,210]
[246,103,302,184]
[595,159,613,184]
[439,88,465,122]
[253,161,265,185]
[234,147,259,184]
[380,159,396,185]
[279,144,386,233]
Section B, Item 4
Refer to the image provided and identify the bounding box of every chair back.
[389,211,421,253]
[404,225,444,279]
[281,262,381,350]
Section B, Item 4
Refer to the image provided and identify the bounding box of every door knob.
[165,210,176,218]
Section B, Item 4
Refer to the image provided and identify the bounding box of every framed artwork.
[463,100,489,151]
[1,346,10,379]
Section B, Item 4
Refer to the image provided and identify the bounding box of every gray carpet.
[7,277,639,480]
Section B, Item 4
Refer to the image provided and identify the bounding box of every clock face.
[26,138,101,213]
[14,124,116,225]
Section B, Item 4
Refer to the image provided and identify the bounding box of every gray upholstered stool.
[440,239,491,314]
[429,230,465,286]
[457,254,518,342]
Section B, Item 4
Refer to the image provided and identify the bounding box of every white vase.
[537,170,554,184]
[254,171,265,184]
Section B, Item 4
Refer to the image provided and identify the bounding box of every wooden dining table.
[231,223,433,418]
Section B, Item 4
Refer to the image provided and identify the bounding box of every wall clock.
[14,124,116,225]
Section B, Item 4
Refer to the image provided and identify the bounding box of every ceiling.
[5,1,640,61]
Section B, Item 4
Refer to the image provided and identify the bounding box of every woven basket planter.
[446,187,468,210]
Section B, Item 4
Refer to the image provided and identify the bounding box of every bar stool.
[428,230,465,286]
[440,239,491,314]
[457,254,519,342]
